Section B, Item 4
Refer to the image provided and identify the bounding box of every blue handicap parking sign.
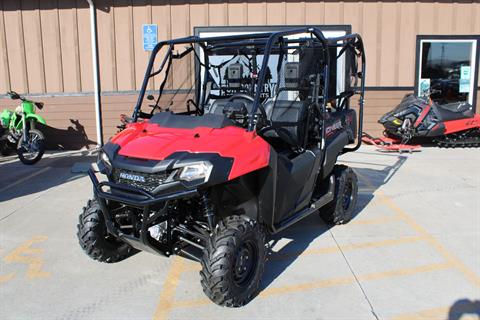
[143,24,158,51]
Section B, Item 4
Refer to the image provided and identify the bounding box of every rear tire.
[17,129,45,165]
[77,198,136,263]
[320,165,358,225]
[200,215,266,307]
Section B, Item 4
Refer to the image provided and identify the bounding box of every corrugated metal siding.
[1,1,479,147]
[0,89,478,148]
[2,1,480,95]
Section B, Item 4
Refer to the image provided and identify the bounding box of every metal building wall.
[1,1,479,146]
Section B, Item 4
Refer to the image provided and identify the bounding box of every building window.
[415,35,479,108]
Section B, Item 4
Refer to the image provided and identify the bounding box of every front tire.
[77,199,136,263]
[200,215,266,307]
[320,165,358,225]
[17,129,45,165]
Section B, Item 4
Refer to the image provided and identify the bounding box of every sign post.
[143,24,158,51]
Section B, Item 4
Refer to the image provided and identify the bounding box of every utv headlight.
[97,150,112,174]
[178,161,213,182]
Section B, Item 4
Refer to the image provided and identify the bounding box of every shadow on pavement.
[40,119,97,150]
[448,299,480,320]
[0,152,95,204]
[260,153,408,291]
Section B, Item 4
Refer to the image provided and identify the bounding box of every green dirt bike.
[0,91,46,165]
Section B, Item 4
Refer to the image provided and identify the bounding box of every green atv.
[0,91,46,165]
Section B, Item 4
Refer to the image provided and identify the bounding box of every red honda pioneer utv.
[77,27,366,307]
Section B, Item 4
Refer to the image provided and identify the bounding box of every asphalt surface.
[0,146,479,320]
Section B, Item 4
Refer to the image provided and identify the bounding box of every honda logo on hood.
[119,172,146,183]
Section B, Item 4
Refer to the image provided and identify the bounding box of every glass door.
[416,36,479,106]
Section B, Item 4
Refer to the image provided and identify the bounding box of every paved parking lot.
[0,146,479,320]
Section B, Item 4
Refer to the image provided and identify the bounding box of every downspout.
[86,0,103,146]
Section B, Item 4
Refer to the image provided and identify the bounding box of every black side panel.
[295,147,322,211]
[210,169,262,221]
[257,148,277,228]
[273,151,317,224]
[322,131,349,178]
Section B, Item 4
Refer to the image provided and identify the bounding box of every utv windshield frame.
[133,27,366,152]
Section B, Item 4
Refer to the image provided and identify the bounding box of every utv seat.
[432,101,474,121]
[260,62,308,148]
[262,100,307,147]
[206,98,255,116]
[205,64,249,115]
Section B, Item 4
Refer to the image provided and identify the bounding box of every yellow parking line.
[152,256,185,320]
[180,235,426,272]
[0,250,15,284]
[0,166,50,193]
[183,262,201,273]
[271,235,426,261]
[170,297,210,309]
[170,262,452,309]
[261,262,452,298]
[0,273,15,284]
[357,172,480,288]
[348,215,400,225]
[3,235,50,279]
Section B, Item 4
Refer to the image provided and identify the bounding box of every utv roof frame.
[133,26,366,153]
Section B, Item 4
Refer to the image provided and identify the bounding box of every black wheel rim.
[342,178,354,211]
[233,241,258,287]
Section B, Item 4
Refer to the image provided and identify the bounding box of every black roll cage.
[132,27,366,153]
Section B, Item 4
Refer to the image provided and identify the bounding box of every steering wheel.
[227,93,254,102]
[227,93,269,125]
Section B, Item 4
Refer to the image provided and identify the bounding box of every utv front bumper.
[88,168,199,256]
[89,169,198,206]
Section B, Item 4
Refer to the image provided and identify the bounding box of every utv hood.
[110,118,270,180]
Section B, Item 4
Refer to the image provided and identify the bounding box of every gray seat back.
[261,61,308,146]
[263,100,307,146]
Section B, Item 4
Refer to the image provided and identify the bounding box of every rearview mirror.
[7,91,20,100]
